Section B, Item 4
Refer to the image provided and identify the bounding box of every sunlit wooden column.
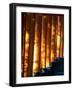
[22,14,26,77]
[56,16,61,58]
[51,15,56,62]
[41,15,47,69]
[60,15,64,58]
[37,14,42,71]
[46,15,52,68]
[27,14,35,77]
[23,14,31,77]
[33,14,42,75]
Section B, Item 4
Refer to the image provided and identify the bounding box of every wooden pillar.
[23,14,31,77]
[41,15,47,69]
[37,14,42,72]
[60,15,64,58]
[50,15,56,62]
[46,15,52,68]
[56,16,61,58]
[33,14,42,75]
[27,14,35,77]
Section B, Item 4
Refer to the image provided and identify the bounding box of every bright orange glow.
[25,32,29,42]
[46,48,50,67]
[51,16,56,62]
[41,35,45,68]
[60,31,64,57]
[33,43,39,73]
[33,23,39,73]
[56,16,61,57]
[25,32,29,59]
[41,17,46,69]
[24,31,30,76]
[51,51,55,61]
